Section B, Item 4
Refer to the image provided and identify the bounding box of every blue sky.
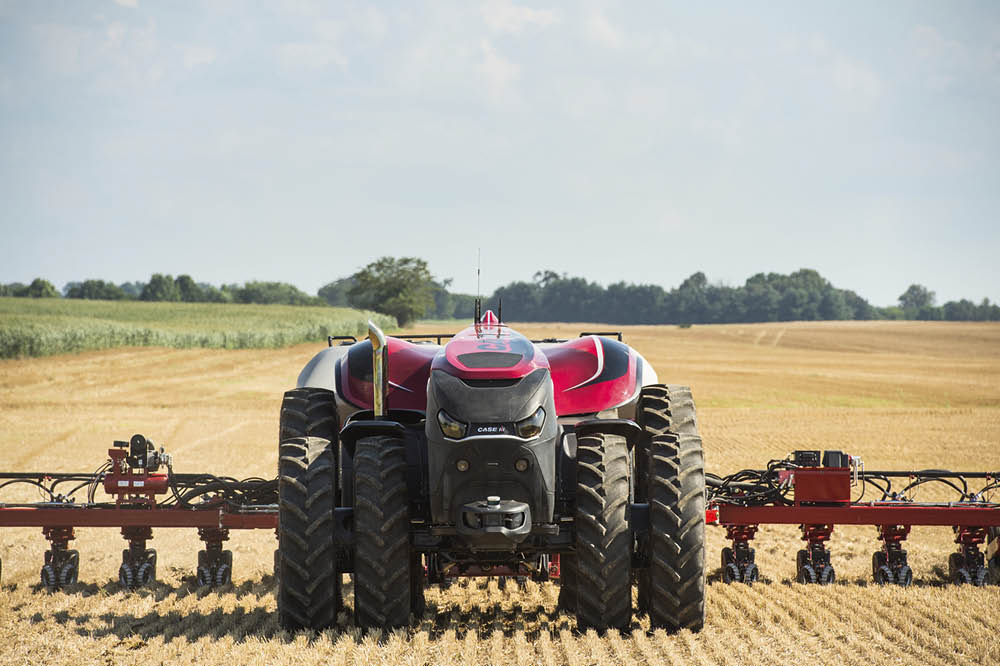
[1,1,998,306]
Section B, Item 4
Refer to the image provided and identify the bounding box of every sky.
[1,1,998,307]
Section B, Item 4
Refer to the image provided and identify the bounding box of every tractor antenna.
[498,297,502,323]
[475,248,481,323]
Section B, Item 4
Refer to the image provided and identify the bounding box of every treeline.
[3,263,999,324]
[0,271,470,322]
[318,275,475,322]
[0,275,324,306]
[489,269,1000,324]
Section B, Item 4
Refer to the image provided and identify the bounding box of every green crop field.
[0,298,397,359]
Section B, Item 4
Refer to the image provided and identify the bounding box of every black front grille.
[460,377,521,388]
[457,352,522,368]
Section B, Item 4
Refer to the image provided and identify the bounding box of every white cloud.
[831,55,882,101]
[906,25,992,91]
[353,7,388,41]
[33,24,89,75]
[183,45,217,69]
[479,39,519,103]
[556,76,608,119]
[105,21,127,50]
[910,25,965,62]
[624,85,666,117]
[482,0,557,33]
[583,10,623,49]
[691,114,745,147]
[276,19,351,70]
[113,0,138,7]
[277,41,347,69]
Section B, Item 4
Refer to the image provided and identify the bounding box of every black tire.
[277,435,340,630]
[214,551,233,587]
[797,549,809,575]
[279,388,339,442]
[59,562,79,588]
[742,563,759,584]
[798,564,817,584]
[872,551,886,580]
[874,565,893,586]
[635,385,671,616]
[353,435,412,630]
[41,563,57,591]
[119,562,134,589]
[557,554,578,613]
[574,432,632,632]
[722,563,740,584]
[644,386,706,633]
[137,559,156,586]
[896,565,913,587]
[819,565,836,585]
[948,552,962,582]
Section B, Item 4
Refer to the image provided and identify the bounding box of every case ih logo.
[474,424,509,435]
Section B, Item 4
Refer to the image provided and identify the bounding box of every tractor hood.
[431,322,549,381]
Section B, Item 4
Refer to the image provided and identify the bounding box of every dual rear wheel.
[565,385,706,633]
[277,387,418,632]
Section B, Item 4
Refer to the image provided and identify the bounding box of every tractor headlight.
[437,409,467,439]
[515,407,545,439]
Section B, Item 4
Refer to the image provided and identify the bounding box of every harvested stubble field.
[1,320,998,665]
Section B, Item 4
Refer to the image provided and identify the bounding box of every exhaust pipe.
[367,321,388,418]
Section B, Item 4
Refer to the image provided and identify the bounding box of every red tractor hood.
[336,319,642,417]
[431,323,550,379]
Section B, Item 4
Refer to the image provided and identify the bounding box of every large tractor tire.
[643,385,706,632]
[353,435,413,630]
[277,435,340,630]
[574,431,632,632]
[280,387,339,442]
[557,554,578,612]
[634,384,671,614]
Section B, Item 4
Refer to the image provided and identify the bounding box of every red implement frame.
[0,441,279,589]
[708,501,1000,586]
[0,507,276,529]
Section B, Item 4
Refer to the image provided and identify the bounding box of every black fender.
[573,418,642,450]
[338,411,430,521]
[339,420,409,458]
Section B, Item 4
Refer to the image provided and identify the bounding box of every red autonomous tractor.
[277,308,705,633]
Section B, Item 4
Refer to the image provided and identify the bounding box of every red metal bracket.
[801,523,834,544]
